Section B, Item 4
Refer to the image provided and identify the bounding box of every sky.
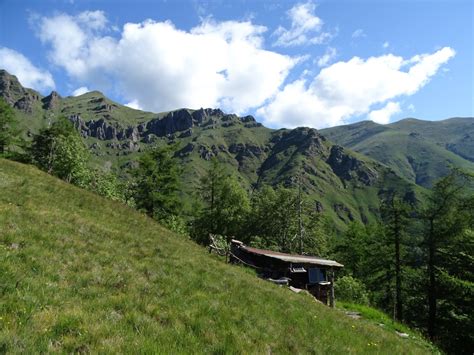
[0,0,472,129]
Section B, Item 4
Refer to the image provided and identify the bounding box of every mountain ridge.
[321,116,474,187]
[0,69,441,229]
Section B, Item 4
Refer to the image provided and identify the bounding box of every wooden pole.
[329,269,335,308]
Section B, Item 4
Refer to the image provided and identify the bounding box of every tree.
[380,192,411,321]
[192,158,250,244]
[421,169,474,341]
[0,98,19,156]
[196,158,227,235]
[30,117,90,185]
[248,184,327,256]
[132,144,182,221]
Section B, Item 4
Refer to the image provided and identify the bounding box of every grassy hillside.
[321,118,474,187]
[0,159,435,353]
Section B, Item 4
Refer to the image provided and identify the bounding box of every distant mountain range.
[2,68,472,229]
[321,117,474,188]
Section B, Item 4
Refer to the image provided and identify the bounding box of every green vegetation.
[192,158,251,244]
[337,302,422,339]
[0,159,435,353]
[0,98,20,157]
[0,69,423,231]
[331,171,474,354]
[30,117,90,186]
[420,170,474,350]
[334,276,370,305]
[131,144,182,221]
[1,68,472,353]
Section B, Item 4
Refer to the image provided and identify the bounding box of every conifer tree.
[132,144,182,221]
[0,98,19,156]
[380,192,411,321]
[421,169,473,342]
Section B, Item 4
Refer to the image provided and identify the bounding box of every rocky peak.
[272,127,326,154]
[191,108,224,124]
[0,70,42,112]
[0,70,28,105]
[42,91,62,110]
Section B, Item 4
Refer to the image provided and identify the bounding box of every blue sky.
[0,0,472,128]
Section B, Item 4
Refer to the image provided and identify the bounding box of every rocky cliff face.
[65,106,258,144]
[327,145,379,186]
[0,70,42,113]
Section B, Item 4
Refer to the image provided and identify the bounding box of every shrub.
[335,275,370,305]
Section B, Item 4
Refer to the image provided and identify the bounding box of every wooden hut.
[229,240,343,306]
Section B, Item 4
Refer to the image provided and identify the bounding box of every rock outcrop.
[0,70,41,112]
[327,145,378,185]
[42,91,61,110]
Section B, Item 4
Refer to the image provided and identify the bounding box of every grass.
[0,159,437,353]
[337,302,427,339]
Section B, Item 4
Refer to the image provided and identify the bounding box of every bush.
[334,275,370,305]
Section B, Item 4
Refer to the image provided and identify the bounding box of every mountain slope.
[0,159,435,353]
[0,69,421,230]
[321,118,474,187]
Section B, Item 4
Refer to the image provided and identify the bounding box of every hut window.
[290,263,306,273]
[308,268,325,284]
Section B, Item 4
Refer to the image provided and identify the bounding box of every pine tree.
[380,192,411,321]
[132,144,182,221]
[0,98,19,155]
[193,158,250,244]
[421,169,473,341]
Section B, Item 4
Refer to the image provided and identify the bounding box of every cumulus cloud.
[273,1,332,47]
[125,100,142,110]
[0,47,55,92]
[383,41,390,49]
[368,101,400,124]
[317,47,337,67]
[72,86,89,96]
[35,12,296,114]
[33,10,454,130]
[259,47,455,128]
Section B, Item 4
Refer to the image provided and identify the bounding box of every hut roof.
[232,240,344,268]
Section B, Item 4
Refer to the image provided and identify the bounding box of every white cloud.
[407,103,415,112]
[368,101,400,124]
[317,47,337,67]
[35,13,296,114]
[383,41,389,49]
[259,47,455,128]
[273,2,332,47]
[351,29,365,38]
[33,11,455,130]
[0,47,55,92]
[257,79,339,128]
[72,86,89,96]
[125,100,142,110]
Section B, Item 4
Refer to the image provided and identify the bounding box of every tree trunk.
[329,269,335,308]
[427,217,437,340]
[394,208,402,321]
